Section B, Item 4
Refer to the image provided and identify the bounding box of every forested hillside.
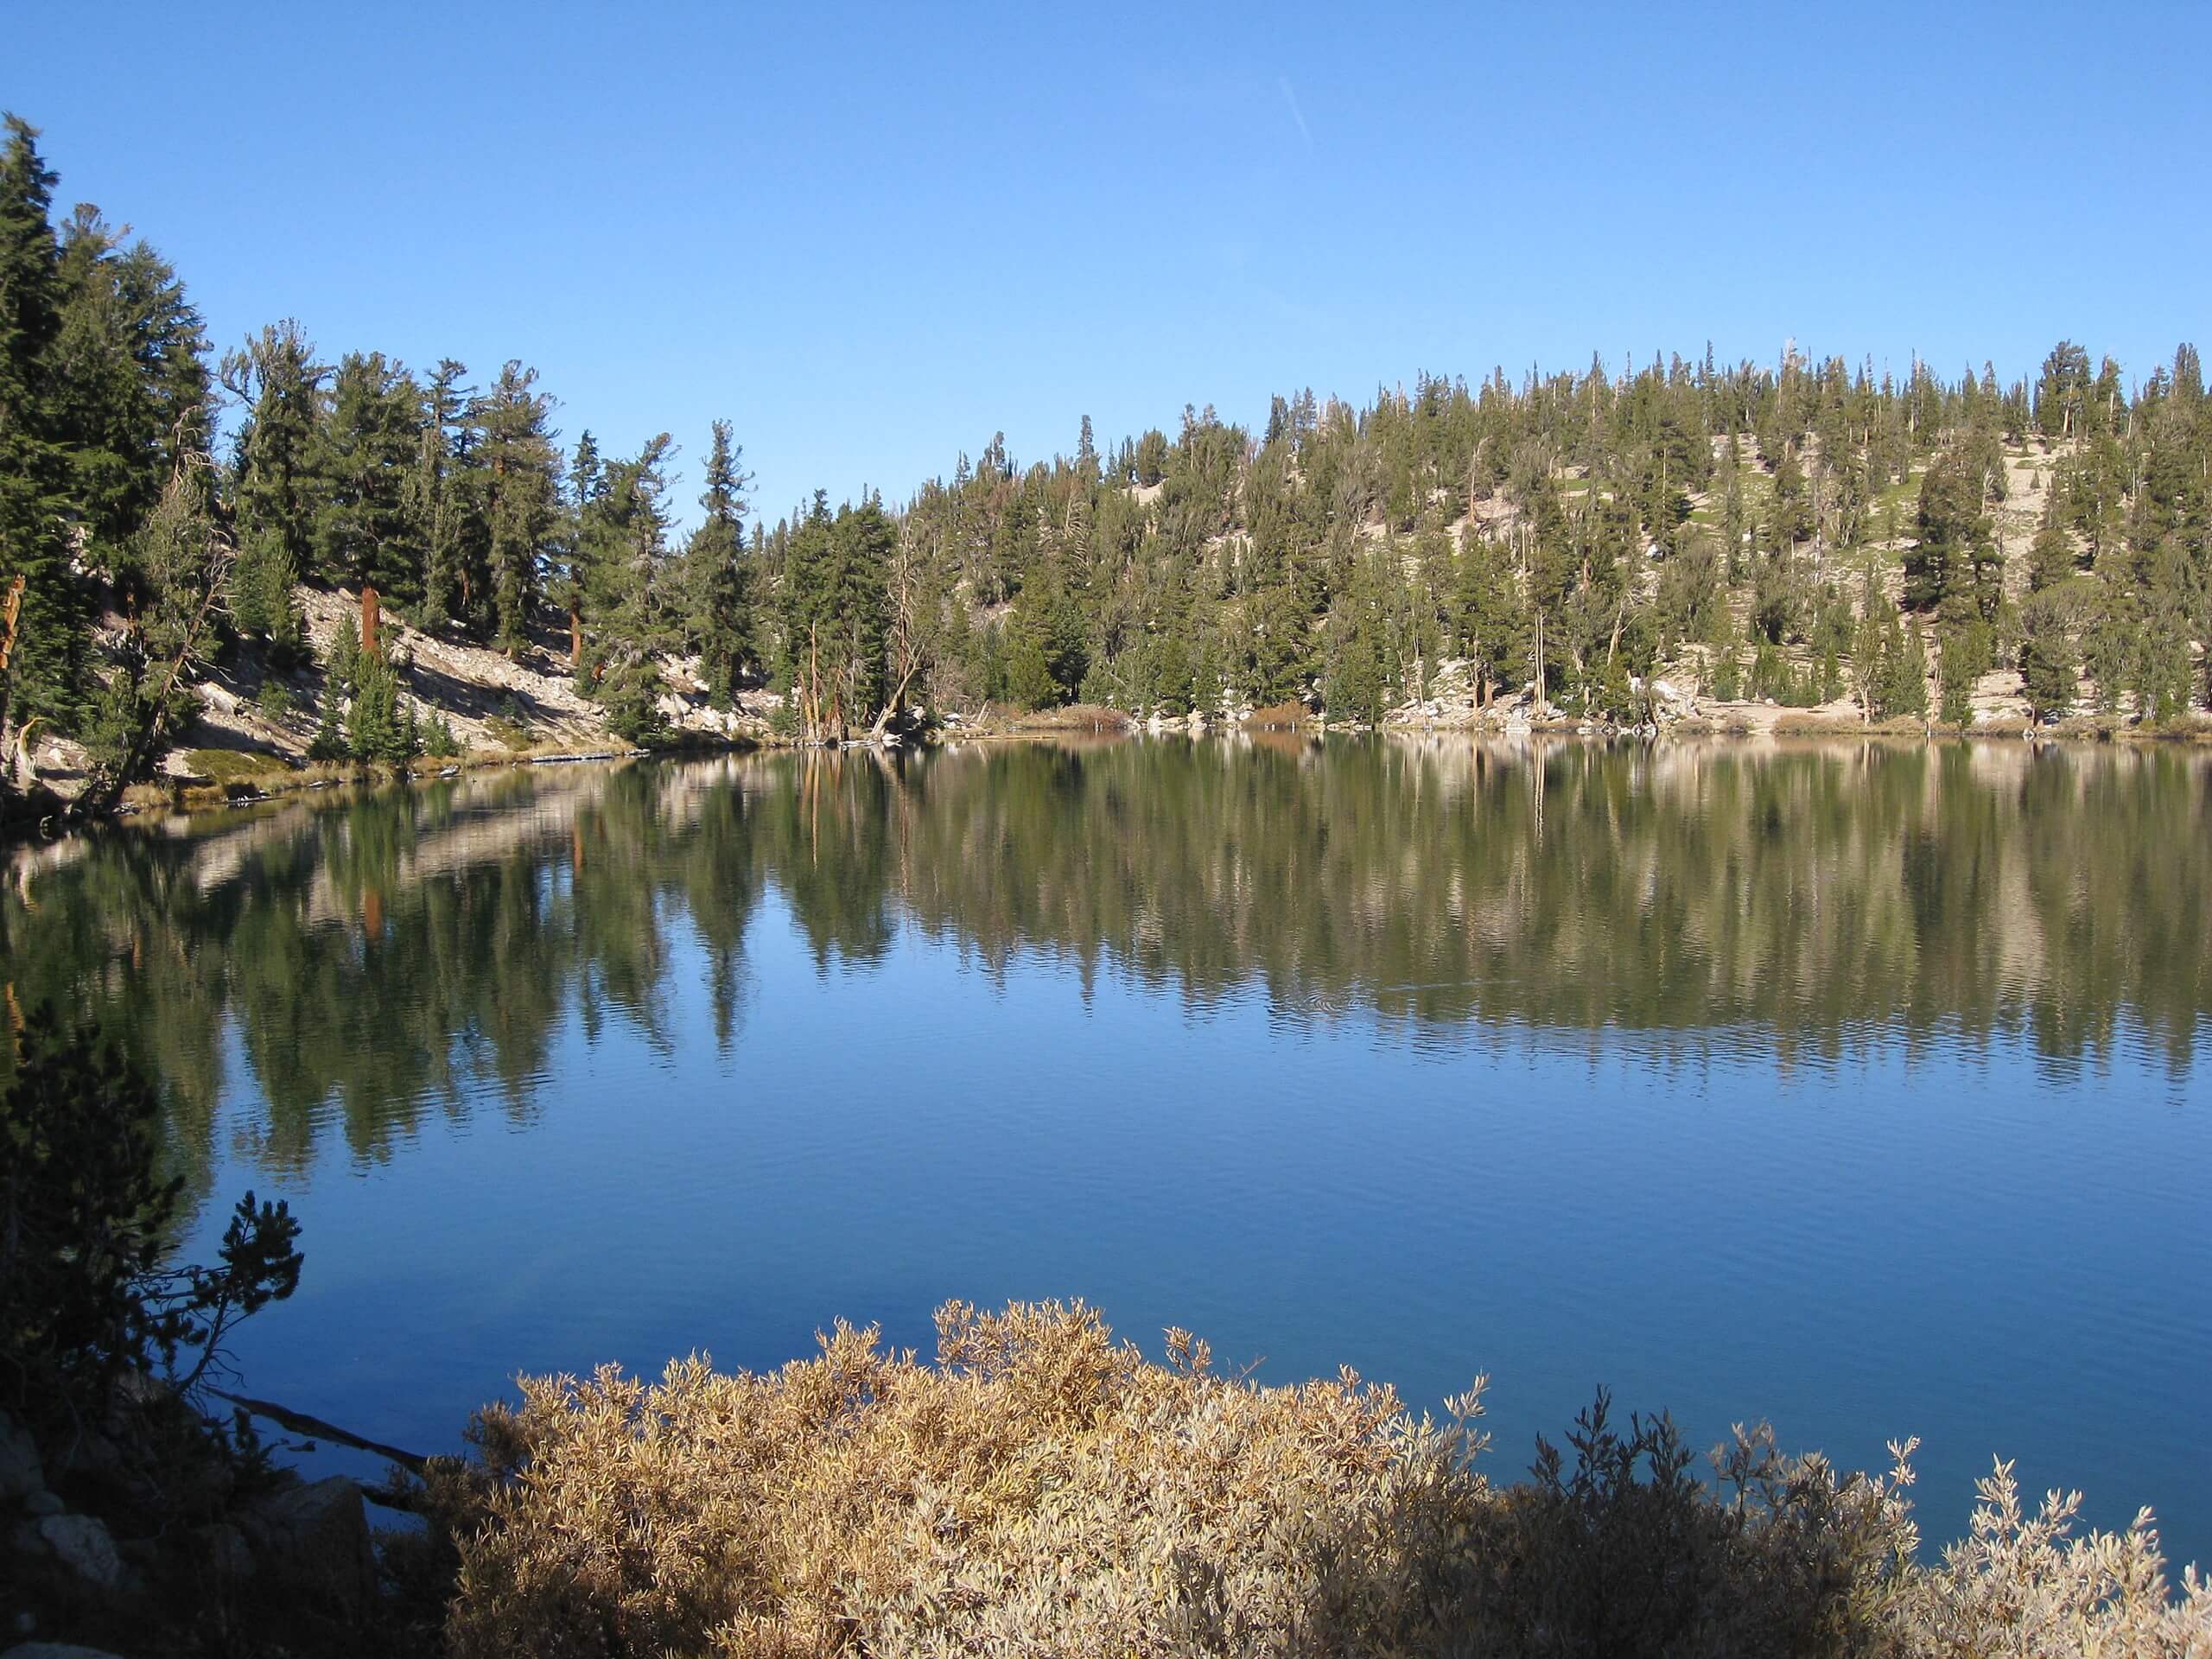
[3,112,2207,811]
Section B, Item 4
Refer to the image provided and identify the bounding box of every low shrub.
[481,715,534,753]
[423,1300,2212,1657]
[183,747,291,787]
[1012,702,1135,732]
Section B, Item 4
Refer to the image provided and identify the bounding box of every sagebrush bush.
[426,1300,2211,1658]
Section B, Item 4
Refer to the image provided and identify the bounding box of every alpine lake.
[6,734,2207,1566]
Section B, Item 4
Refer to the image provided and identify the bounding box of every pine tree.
[679,420,753,706]
[80,464,232,799]
[2019,588,2077,721]
[472,360,560,656]
[2027,499,2076,592]
[224,321,325,665]
[1937,620,1993,729]
[410,359,474,632]
[344,649,415,765]
[559,428,603,664]
[0,114,85,739]
[315,351,423,605]
[781,492,889,740]
[583,435,677,742]
[50,206,210,556]
[1905,454,1987,613]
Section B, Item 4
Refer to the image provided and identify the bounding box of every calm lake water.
[5,737,2208,1564]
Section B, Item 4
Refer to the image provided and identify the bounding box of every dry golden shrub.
[426,1300,2212,1659]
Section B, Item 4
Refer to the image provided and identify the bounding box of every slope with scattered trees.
[3,114,2208,826]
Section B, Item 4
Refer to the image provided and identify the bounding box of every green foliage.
[995,611,1059,710]
[1712,645,1742,701]
[475,361,562,654]
[2020,625,2075,721]
[1874,617,1930,721]
[596,655,671,747]
[315,349,425,599]
[679,419,756,706]
[256,679,294,721]
[224,321,325,667]
[1937,620,1995,729]
[327,612,361,696]
[780,492,890,738]
[581,433,681,737]
[307,691,347,762]
[344,649,420,766]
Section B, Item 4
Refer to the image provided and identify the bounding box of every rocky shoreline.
[2,1390,410,1658]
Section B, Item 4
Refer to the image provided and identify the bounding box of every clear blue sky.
[8,0,2209,524]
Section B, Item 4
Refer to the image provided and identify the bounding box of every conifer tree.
[679,420,753,706]
[410,359,474,631]
[0,115,82,738]
[583,434,677,741]
[472,360,560,656]
[559,429,603,665]
[781,492,889,740]
[51,206,210,556]
[315,351,423,606]
[224,321,325,665]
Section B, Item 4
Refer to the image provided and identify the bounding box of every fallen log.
[209,1387,428,1474]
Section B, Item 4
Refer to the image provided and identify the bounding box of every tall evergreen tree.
[583,434,677,740]
[678,420,754,707]
[223,321,324,665]
[315,351,423,606]
[0,114,82,738]
[409,359,474,632]
[782,492,889,740]
[471,360,561,656]
[51,206,210,556]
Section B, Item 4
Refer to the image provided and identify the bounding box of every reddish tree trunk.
[361,586,380,658]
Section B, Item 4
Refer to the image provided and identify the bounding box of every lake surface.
[5,737,2208,1565]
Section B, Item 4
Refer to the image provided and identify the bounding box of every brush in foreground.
[428,1300,2211,1658]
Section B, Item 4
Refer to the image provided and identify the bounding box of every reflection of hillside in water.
[3,739,2204,1183]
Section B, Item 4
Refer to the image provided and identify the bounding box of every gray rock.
[241,1475,374,1611]
[0,1413,39,1503]
[194,1520,254,1582]
[32,1515,123,1595]
[3,1644,135,1659]
[21,1491,61,1517]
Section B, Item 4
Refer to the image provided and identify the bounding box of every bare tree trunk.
[0,575,23,777]
[869,663,918,742]
[361,584,380,658]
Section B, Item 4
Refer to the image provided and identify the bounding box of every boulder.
[0,1414,39,1504]
[32,1516,122,1596]
[193,1521,255,1584]
[3,1645,136,1659]
[240,1476,375,1612]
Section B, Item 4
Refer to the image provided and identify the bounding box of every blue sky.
[8,0,2208,523]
